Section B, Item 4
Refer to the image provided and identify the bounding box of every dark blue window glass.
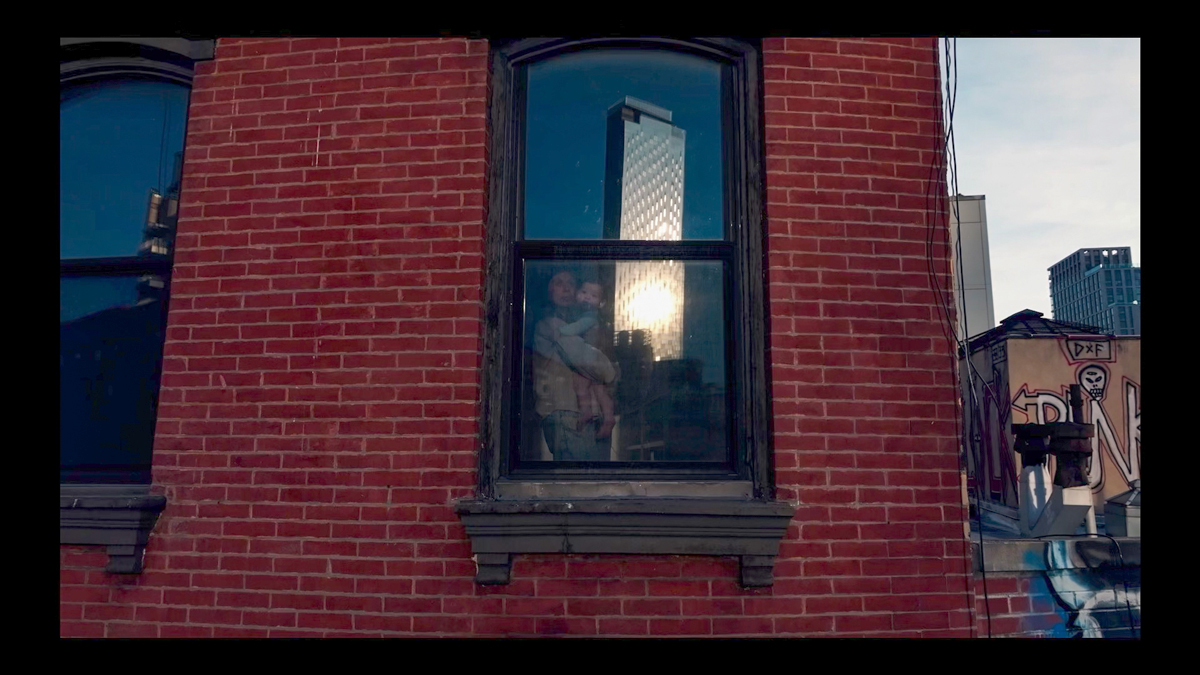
[60,79,189,259]
[523,50,724,241]
[60,297,166,481]
[60,275,142,323]
[61,77,186,483]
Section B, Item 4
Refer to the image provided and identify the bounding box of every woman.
[530,269,617,460]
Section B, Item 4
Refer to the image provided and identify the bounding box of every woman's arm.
[557,313,598,337]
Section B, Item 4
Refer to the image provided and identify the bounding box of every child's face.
[576,283,602,309]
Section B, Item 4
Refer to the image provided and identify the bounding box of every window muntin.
[60,275,143,323]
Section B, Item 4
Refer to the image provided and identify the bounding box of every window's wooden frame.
[457,37,793,587]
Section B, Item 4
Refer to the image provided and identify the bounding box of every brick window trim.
[460,37,794,587]
[58,38,214,574]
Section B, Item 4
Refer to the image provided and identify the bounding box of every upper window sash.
[517,48,731,243]
[498,38,758,245]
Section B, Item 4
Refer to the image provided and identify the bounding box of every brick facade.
[60,36,974,637]
[973,570,1140,638]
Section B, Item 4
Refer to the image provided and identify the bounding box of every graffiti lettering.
[1012,386,1068,425]
[989,341,1007,365]
[1011,383,1138,491]
[1124,379,1140,478]
[967,335,1138,517]
[1088,399,1110,489]
[1061,339,1113,364]
[968,365,1017,506]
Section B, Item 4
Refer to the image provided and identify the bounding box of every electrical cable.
[923,37,968,633]
[942,36,1012,640]
[944,39,994,638]
[948,38,993,639]
[924,37,992,638]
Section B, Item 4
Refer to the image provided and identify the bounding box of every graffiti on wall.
[963,338,1019,508]
[965,336,1140,511]
[1010,365,1141,491]
[1027,540,1141,638]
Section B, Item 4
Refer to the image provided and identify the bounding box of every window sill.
[59,484,166,574]
[455,497,795,587]
[971,534,1141,573]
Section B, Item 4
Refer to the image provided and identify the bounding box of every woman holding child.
[531,269,618,461]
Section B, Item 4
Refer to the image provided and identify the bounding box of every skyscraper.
[1049,247,1141,335]
[603,96,685,360]
[949,194,996,339]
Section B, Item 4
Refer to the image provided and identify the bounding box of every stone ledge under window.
[455,498,796,587]
[971,535,1141,573]
[60,485,166,574]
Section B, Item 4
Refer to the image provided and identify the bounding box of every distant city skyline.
[950,38,1140,324]
[1048,246,1140,335]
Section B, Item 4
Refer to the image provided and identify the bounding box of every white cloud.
[950,38,1140,323]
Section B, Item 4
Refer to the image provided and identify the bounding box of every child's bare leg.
[594,384,616,439]
[572,372,596,429]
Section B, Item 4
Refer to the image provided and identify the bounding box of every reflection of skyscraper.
[136,151,182,305]
[603,96,685,360]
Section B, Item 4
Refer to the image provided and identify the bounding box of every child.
[553,279,616,439]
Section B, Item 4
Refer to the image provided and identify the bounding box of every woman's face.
[549,271,577,308]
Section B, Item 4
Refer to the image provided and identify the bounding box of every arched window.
[59,38,213,572]
[60,46,195,486]
[459,39,792,588]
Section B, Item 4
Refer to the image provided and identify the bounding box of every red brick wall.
[973,568,1141,638]
[60,36,973,637]
[973,574,1068,638]
[761,37,970,636]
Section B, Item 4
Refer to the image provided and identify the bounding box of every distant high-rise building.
[949,195,996,339]
[603,96,686,360]
[1049,247,1141,335]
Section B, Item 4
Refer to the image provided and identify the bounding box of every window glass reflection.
[519,260,727,463]
[60,288,166,481]
[524,50,724,241]
[60,79,190,259]
[60,275,142,323]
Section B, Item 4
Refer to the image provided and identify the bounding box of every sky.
[949,38,1140,325]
